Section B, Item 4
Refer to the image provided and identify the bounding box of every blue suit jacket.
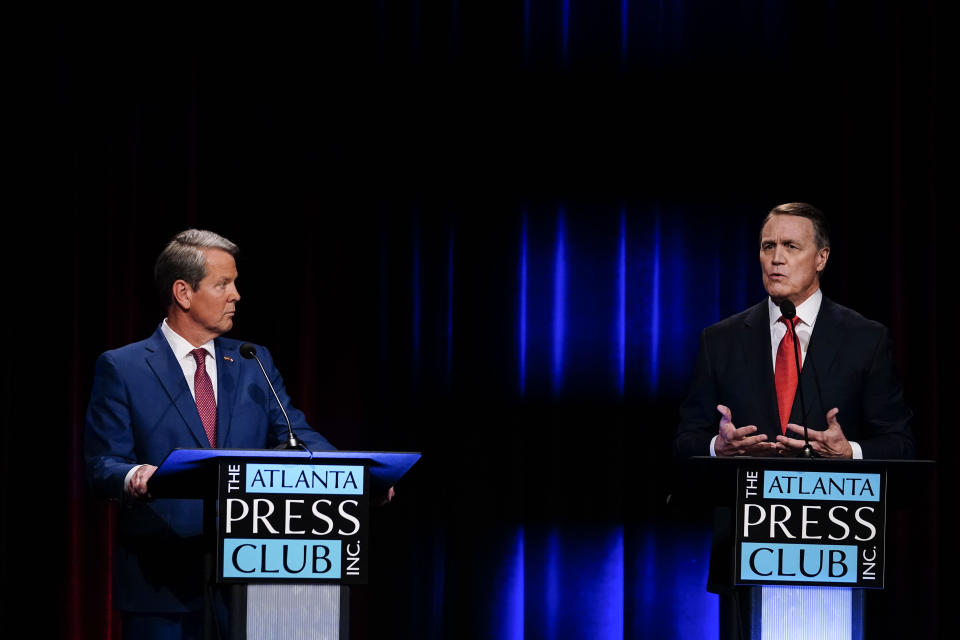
[84,326,335,612]
[674,297,913,459]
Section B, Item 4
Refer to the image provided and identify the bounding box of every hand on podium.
[127,464,158,501]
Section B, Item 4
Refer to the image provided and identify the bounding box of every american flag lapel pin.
[223,355,234,362]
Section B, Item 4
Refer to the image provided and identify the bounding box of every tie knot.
[780,315,800,328]
[191,348,208,365]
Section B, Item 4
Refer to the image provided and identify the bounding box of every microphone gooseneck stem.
[250,356,299,449]
[789,319,815,459]
[240,343,308,451]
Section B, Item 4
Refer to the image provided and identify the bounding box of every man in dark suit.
[85,229,335,638]
[675,202,913,460]
[673,204,913,637]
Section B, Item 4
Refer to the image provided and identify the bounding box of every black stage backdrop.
[3,2,946,638]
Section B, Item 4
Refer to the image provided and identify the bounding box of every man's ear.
[816,247,830,273]
[171,280,193,310]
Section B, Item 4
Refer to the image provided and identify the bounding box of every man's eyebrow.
[761,237,800,245]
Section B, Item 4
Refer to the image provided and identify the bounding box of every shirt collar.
[161,318,216,361]
[767,288,823,328]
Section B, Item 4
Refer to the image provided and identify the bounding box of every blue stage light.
[552,209,566,395]
[650,211,662,393]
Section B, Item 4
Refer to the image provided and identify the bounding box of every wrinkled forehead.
[760,214,816,243]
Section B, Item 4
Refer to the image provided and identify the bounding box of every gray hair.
[760,202,831,250]
[154,229,239,307]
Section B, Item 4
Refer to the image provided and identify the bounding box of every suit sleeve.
[259,347,336,451]
[84,352,139,499]
[675,330,720,457]
[857,327,914,459]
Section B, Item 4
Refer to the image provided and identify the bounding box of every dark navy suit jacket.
[675,297,913,459]
[673,297,913,593]
[84,326,335,612]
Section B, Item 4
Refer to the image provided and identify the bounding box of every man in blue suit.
[85,229,335,638]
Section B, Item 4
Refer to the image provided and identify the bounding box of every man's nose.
[772,246,786,263]
[230,284,241,301]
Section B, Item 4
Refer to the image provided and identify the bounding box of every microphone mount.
[779,300,816,459]
[239,342,308,451]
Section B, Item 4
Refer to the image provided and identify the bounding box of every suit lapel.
[215,339,239,447]
[796,297,843,429]
[143,327,210,448]
[741,301,781,438]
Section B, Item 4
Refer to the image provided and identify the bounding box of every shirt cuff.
[123,464,144,496]
[710,435,718,457]
[849,441,863,460]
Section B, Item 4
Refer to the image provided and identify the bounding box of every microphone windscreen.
[239,343,258,359]
[779,300,797,319]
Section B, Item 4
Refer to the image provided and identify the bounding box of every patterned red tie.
[775,316,801,435]
[191,348,217,447]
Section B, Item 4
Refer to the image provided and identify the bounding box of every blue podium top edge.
[155,448,421,487]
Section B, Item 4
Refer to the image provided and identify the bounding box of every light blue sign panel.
[245,464,364,494]
[740,543,858,583]
[223,538,342,578]
[762,471,880,502]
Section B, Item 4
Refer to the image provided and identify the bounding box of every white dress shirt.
[767,288,822,371]
[160,318,219,403]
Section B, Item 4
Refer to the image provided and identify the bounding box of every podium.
[671,456,933,640]
[150,448,421,640]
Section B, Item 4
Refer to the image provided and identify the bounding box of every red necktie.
[191,348,217,447]
[774,316,801,435]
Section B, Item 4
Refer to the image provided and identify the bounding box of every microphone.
[239,343,308,451]
[779,301,815,458]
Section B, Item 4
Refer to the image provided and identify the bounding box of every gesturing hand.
[714,404,778,457]
[776,408,853,458]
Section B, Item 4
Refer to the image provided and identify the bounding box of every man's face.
[759,214,829,306]
[185,248,240,338]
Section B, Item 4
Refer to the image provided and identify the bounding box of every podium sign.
[735,466,886,588]
[216,458,370,584]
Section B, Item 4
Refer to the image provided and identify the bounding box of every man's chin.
[764,288,784,302]
[764,284,791,303]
